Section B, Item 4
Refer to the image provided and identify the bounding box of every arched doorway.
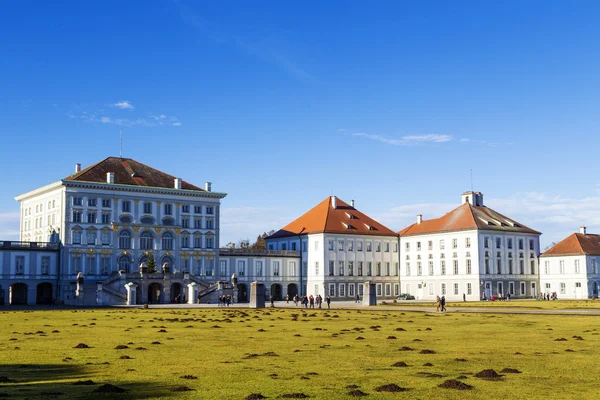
[36,283,53,305]
[237,284,248,303]
[287,283,298,298]
[10,283,28,305]
[271,284,282,301]
[148,283,162,304]
[171,283,182,303]
[593,281,599,298]
[0,285,4,305]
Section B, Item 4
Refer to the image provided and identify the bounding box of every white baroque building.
[15,157,226,304]
[398,192,541,301]
[266,196,400,300]
[539,226,600,299]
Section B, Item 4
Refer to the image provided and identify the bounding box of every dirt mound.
[114,345,129,349]
[565,349,575,352]
[500,368,521,374]
[387,336,396,340]
[246,394,267,400]
[180,375,197,380]
[93,384,127,393]
[119,355,132,360]
[172,386,195,392]
[399,346,413,351]
[474,369,502,379]
[438,379,473,390]
[456,375,468,379]
[345,385,359,389]
[572,336,584,340]
[455,358,468,362]
[151,341,161,345]
[395,328,406,331]
[554,338,567,341]
[374,384,408,392]
[73,343,90,348]
[392,362,408,367]
[135,347,147,351]
[355,337,365,340]
[280,393,309,398]
[72,380,96,385]
[347,389,368,397]
[423,363,433,367]
[419,349,436,354]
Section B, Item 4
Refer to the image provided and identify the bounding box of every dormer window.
[345,212,356,219]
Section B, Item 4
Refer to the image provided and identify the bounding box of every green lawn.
[0,307,598,399]
[387,299,600,310]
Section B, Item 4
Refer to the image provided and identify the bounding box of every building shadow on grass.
[0,364,177,399]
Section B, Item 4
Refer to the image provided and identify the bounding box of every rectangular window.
[194,218,202,229]
[439,239,445,250]
[406,262,411,276]
[102,199,111,208]
[427,241,433,250]
[454,283,459,295]
[41,256,50,275]
[182,218,190,228]
[164,204,172,215]
[88,198,97,207]
[72,210,82,223]
[359,284,364,296]
[220,260,228,276]
[498,282,504,295]
[428,261,433,275]
[497,259,502,274]
[101,214,111,224]
[358,262,363,276]
[86,230,96,245]
[518,239,524,250]
[544,261,549,274]
[181,235,189,248]
[122,201,131,213]
[560,283,566,294]
[367,242,372,251]
[339,284,345,297]
[520,282,526,295]
[72,255,82,274]
[441,260,446,275]
[315,261,319,275]
[405,242,410,251]
[417,241,421,251]
[465,238,471,248]
[144,202,152,214]
[329,284,335,297]
[466,259,472,274]
[347,241,353,251]
[194,205,202,214]
[496,238,501,249]
[87,212,96,224]
[529,239,534,251]
[484,237,489,248]
[417,262,422,276]
[576,282,582,288]
[182,205,190,213]
[394,262,399,276]
[206,237,214,248]
[385,284,391,296]
[348,261,354,276]
[357,241,363,251]
[328,240,334,251]
[575,260,580,274]
[273,261,280,276]
[520,260,525,274]
[101,257,110,275]
[394,284,399,296]
[385,242,390,252]
[376,284,382,296]
[73,197,83,206]
[530,260,535,274]
[441,283,446,295]
[545,283,551,290]
[508,238,513,249]
[453,260,459,275]
[452,238,458,249]
[485,259,490,274]
[237,260,245,276]
[329,261,335,276]
[467,282,472,295]
[376,243,381,252]
[338,240,344,251]
[393,243,398,252]
[288,261,296,276]
[376,262,381,276]
[72,231,82,244]
[509,282,515,295]
[206,206,214,215]
[429,282,434,295]
[367,262,372,276]
[508,259,513,274]
[193,236,202,248]
[349,284,355,297]
[385,262,390,276]
[559,260,565,274]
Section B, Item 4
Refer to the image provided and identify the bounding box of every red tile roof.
[541,233,600,257]
[64,157,205,191]
[398,202,540,236]
[268,196,397,239]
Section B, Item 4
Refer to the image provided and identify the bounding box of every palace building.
[398,191,541,301]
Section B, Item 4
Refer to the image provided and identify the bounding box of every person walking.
[270,295,274,307]
[309,295,315,309]
[285,294,289,304]
[463,293,466,302]
[440,295,446,312]
[435,295,440,312]
[356,294,360,303]
[317,294,322,309]
[326,295,331,309]
[293,294,298,306]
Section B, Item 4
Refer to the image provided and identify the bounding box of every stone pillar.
[249,281,266,308]
[125,282,138,305]
[27,285,36,306]
[187,282,198,304]
[362,281,377,306]
[75,272,85,305]
[96,283,103,305]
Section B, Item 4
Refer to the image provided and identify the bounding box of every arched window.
[118,254,132,272]
[118,230,131,249]
[162,232,173,250]
[140,231,154,250]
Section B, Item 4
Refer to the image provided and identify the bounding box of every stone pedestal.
[96,283,103,305]
[362,281,377,306]
[125,282,138,305]
[187,282,199,304]
[249,281,266,308]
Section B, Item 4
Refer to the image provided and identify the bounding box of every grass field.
[386,299,600,310]
[1,307,599,399]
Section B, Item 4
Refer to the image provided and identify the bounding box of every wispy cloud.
[0,211,20,240]
[114,101,134,110]
[176,2,315,82]
[351,132,454,146]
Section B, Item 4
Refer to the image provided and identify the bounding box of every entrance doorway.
[171,283,182,303]
[270,284,282,300]
[36,283,53,305]
[148,283,162,304]
[287,283,298,299]
[10,283,28,305]
[237,284,248,303]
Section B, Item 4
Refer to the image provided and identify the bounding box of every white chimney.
[75,163,81,173]
[417,214,423,224]
[331,196,337,209]
[580,226,587,234]
[351,199,355,208]
[174,178,182,189]
[205,182,212,192]
[107,172,115,184]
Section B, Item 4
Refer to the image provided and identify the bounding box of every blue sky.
[1,0,599,247]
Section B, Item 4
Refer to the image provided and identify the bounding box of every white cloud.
[351,132,454,146]
[114,101,134,110]
[172,122,182,126]
[100,116,112,123]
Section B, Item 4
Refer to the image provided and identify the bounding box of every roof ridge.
[323,196,333,232]
[574,233,587,255]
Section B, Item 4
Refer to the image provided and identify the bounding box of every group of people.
[481,293,511,301]
[287,294,332,309]
[218,295,234,306]
[538,292,558,301]
[435,295,447,312]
